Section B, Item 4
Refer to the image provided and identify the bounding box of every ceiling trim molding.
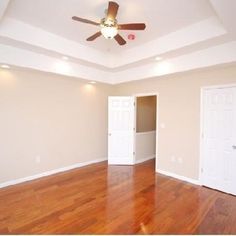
[0,44,112,83]
[0,17,112,68]
[112,17,227,68]
[0,1,235,84]
[0,16,228,70]
[111,41,236,84]
[1,41,235,84]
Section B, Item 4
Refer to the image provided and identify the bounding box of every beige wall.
[136,96,156,132]
[0,68,113,183]
[1,65,236,184]
[136,131,156,162]
[115,65,236,180]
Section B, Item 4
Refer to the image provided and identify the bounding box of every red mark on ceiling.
[128,34,135,40]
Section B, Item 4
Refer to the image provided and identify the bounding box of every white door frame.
[199,83,236,185]
[133,93,159,170]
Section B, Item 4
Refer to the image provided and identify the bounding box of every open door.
[108,96,135,165]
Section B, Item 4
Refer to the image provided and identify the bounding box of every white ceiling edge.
[0,0,9,22]
[0,36,111,71]
[0,0,235,83]
[0,16,227,71]
[0,44,112,83]
[209,0,236,38]
[113,17,227,67]
[112,34,231,72]
[110,41,236,84]
[0,17,112,68]
[0,0,235,73]
[1,41,235,85]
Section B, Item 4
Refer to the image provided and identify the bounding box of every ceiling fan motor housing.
[101,18,117,27]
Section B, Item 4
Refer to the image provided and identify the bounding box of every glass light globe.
[101,26,118,39]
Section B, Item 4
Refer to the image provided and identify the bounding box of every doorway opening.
[107,95,158,168]
[135,94,158,169]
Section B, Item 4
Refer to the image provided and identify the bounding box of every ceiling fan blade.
[72,16,100,26]
[114,34,126,45]
[107,1,119,21]
[86,31,102,41]
[118,23,146,30]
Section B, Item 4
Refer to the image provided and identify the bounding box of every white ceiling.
[5,0,215,52]
[0,0,235,84]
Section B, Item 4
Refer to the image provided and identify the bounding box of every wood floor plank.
[0,160,236,234]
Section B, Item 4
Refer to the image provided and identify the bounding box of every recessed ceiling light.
[1,64,10,69]
[155,57,162,61]
[89,81,96,84]
[62,56,69,61]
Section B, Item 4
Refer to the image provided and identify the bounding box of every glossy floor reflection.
[0,160,236,234]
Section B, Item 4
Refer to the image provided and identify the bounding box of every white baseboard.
[135,155,155,164]
[157,168,200,185]
[0,158,107,189]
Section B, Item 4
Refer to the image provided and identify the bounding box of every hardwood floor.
[0,160,236,234]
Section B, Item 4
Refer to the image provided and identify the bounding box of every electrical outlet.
[36,156,41,164]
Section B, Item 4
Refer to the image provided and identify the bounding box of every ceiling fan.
[72,1,146,46]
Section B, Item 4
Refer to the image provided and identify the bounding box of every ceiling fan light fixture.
[72,1,146,45]
[101,25,118,39]
[100,18,118,39]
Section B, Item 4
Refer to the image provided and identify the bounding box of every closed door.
[202,86,236,195]
[108,96,135,165]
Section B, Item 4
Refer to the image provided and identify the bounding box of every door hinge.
[201,168,204,173]
[134,102,135,106]
[133,151,135,155]
[133,127,135,131]
[201,133,204,139]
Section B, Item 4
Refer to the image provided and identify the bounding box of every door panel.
[108,96,135,165]
[202,87,236,195]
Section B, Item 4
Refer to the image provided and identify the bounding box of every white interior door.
[202,86,236,195]
[108,96,135,165]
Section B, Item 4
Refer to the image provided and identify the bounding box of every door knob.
[233,145,236,150]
